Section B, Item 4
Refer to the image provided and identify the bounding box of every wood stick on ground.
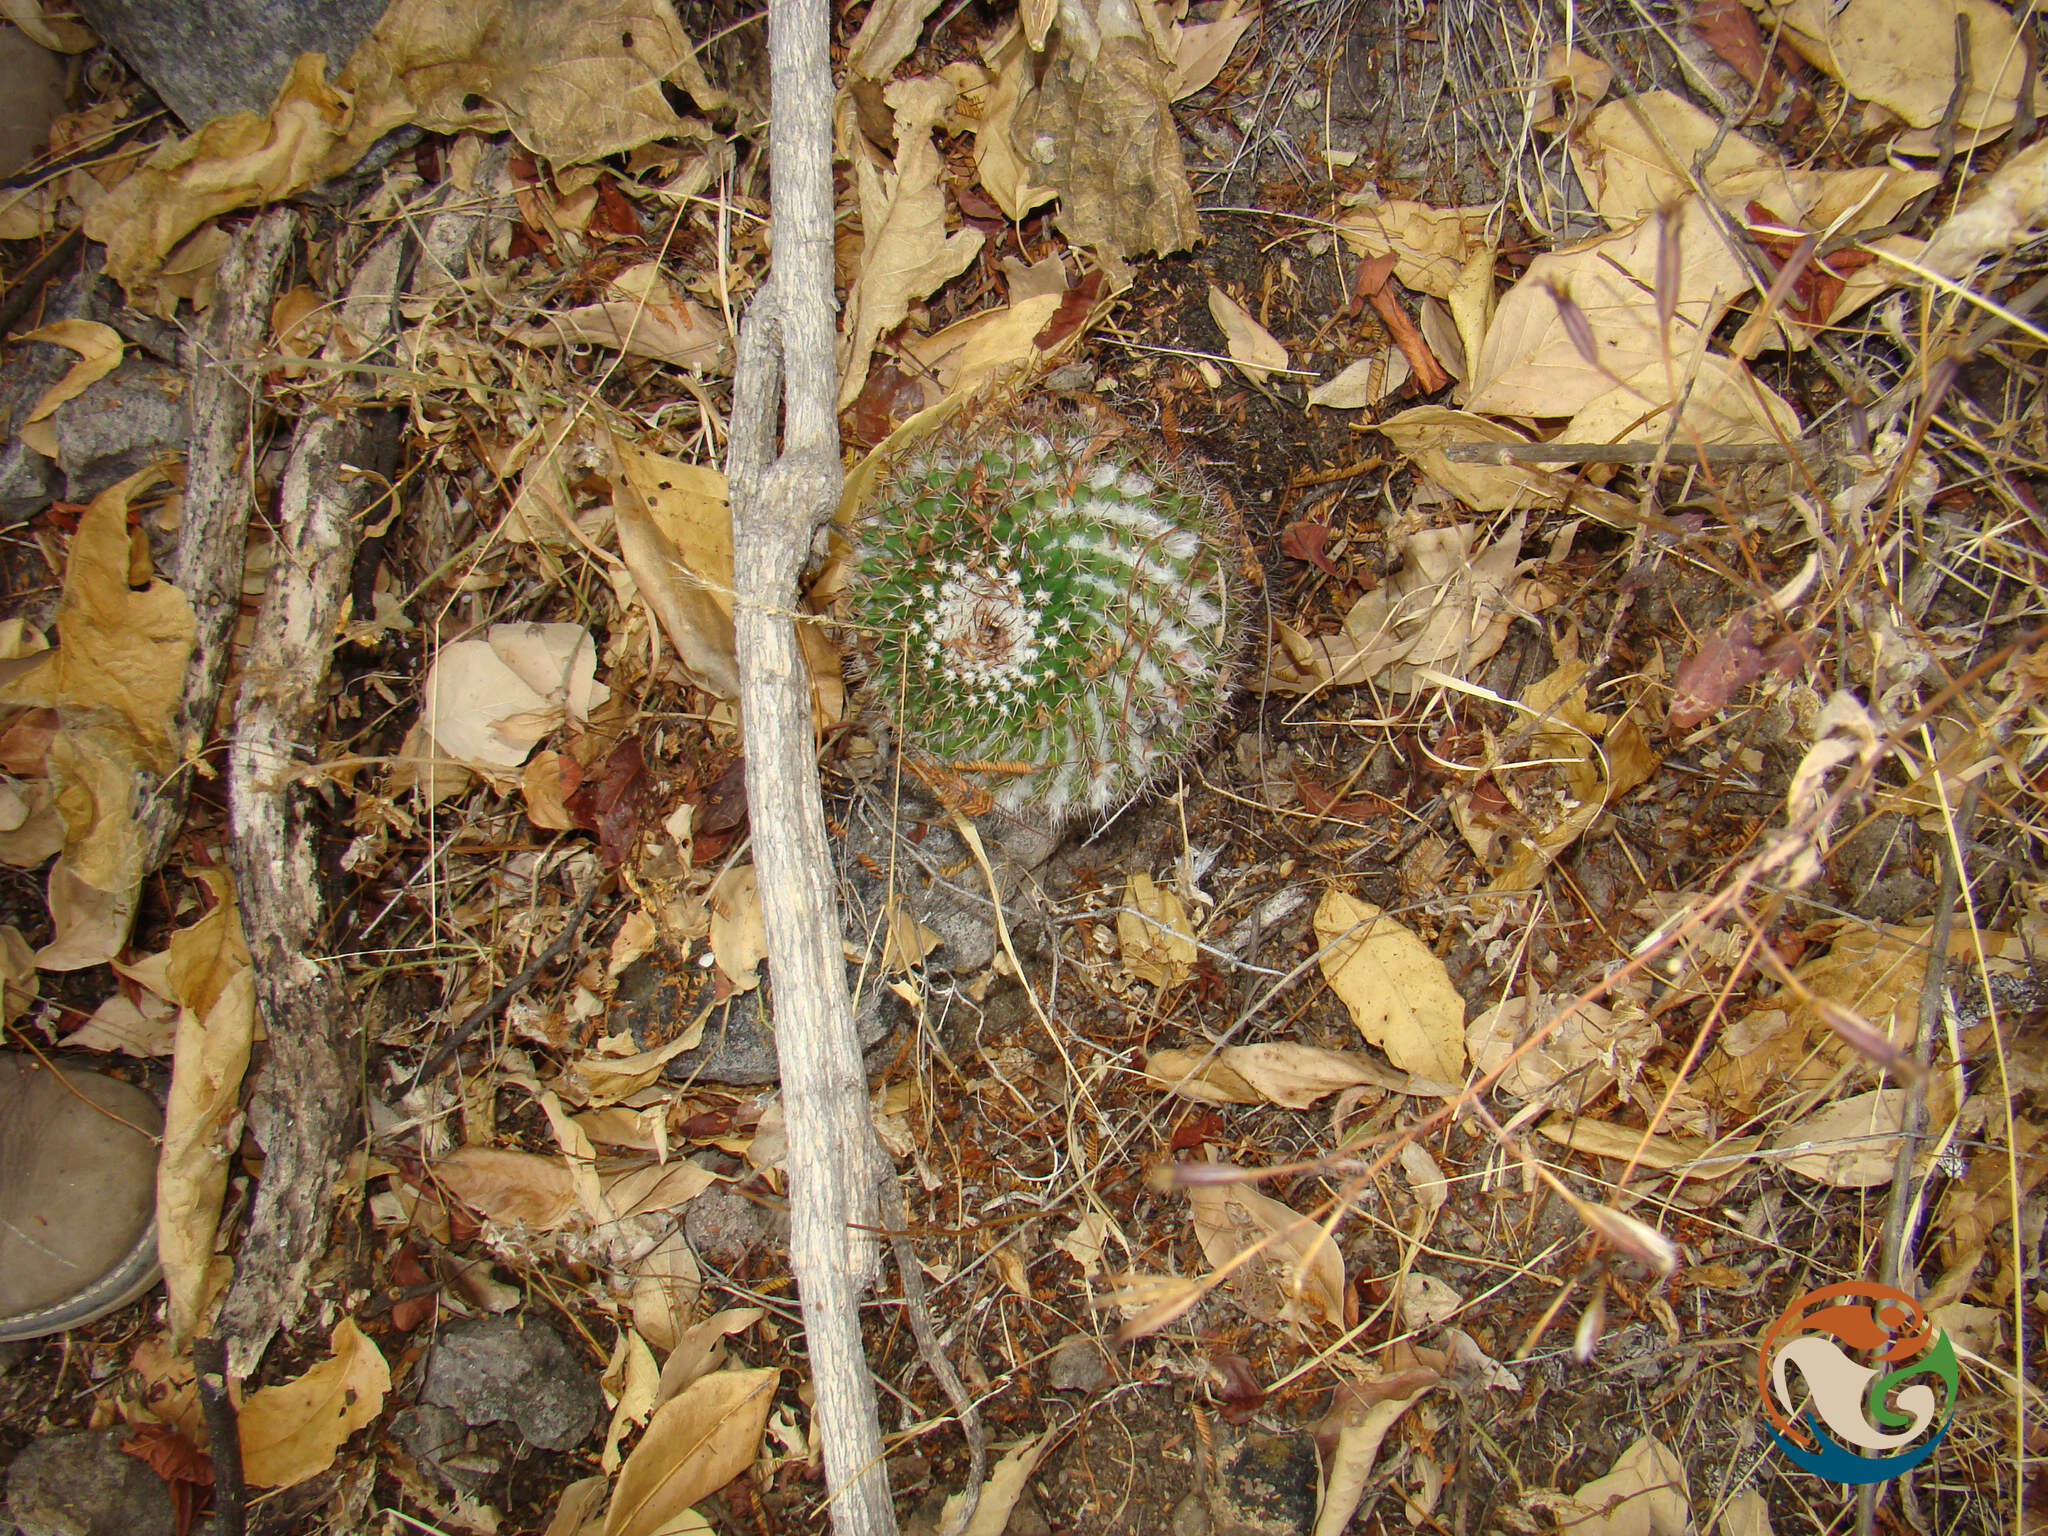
[727,1,896,1530]
[138,207,297,876]
[213,224,410,1378]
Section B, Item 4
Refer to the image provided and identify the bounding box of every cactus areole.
[842,407,1246,825]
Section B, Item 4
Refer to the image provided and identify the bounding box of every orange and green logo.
[1757,1281,1959,1484]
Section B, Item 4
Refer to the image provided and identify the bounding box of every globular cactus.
[841,407,1247,825]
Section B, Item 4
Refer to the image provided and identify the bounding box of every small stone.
[1208,1431,1319,1536]
[421,1316,604,1452]
[5,1428,175,1536]
[611,949,894,1085]
[390,1402,477,1489]
[51,359,189,507]
[682,1181,776,1270]
[1046,1333,1112,1394]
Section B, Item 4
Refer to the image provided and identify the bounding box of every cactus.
[841,407,1246,825]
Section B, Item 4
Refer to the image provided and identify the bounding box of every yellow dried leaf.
[603,1367,778,1536]
[708,865,766,992]
[1117,871,1196,989]
[1315,891,1466,1082]
[238,1318,390,1489]
[610,435,739,699]
[1205,285,1288,381]
[16,319,124,424]
[1187,1180,1346,1329]
[432,1145,582,1230]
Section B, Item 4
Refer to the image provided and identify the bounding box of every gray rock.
[682,1182,776,1270]
[0,30,67,178]
[389,1401,482,1490]
[1208,1431,1319,1536]
[1046,1333,1113,1394]
[52,359,189,506]
[0,259,111,529]
[72,0,388,130]
[612,952,894,1086]
[420,1316,603,1453]
[4,1428,174,1536]
[839,784,1061,975]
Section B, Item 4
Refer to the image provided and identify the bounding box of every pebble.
[1045,1333,1113,1394]
[420,1315,604,1452]
[4,1428,174,1536]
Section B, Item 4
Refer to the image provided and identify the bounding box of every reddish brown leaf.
[1688,0,1773,91]
[0,706,59,775]
[1368,283,1453,394]
[589,177,643,241]
[1209,1352,1268,1423]
[388,1247,438,1334]
[1668,625,1769,729]
[1168,1111,1227,1155]
[847,360,927,446]
[1292,770,1390,821]
[696,756,750,836]
[1033,270,1102,352]
[1278,519,1343,580]
[122,1423,211,1486]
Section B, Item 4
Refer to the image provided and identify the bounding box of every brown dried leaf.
[1315,891,1466,1082]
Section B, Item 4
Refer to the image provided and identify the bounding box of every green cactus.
[841,407,1247,824]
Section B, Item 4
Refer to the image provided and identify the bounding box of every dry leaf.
[879,896,942,973]
[1536,1114,1763,1181]
[941,1432,1051,1536]
[654,1308,764,1409]
[1921,136,2048,277]
[155,870,255,1344]
[609,435,739,698]
[1314,1357,1441,1536]
[1206,285,1288,381]
[1165,0,1257,99]
[509,262,730,371]
[1524,1434,1690,1536]
[431,1145,582,1230]
[0,467,194,968]
[1771,1087,1937,1188]
[1143,1042,1408,1107]
[970,24,1058,221]
[707,865,766,992]
[1117,871,1196,988]
[1187,1180,1346,1329]
[1306,349,1411,410]
[1466,994,1655,1101]
[1335,201,1494,299]
[1464,204,1749,422]
[1010,1,1201,258]
[15,319,124,424]
[847,0,948,78]
[1315,891,1466,1082]
[1776,0,2046,140]
[238,1318,390,1489]
[1261,515,1550,695]
[601,1327,661,1474]
[88,0,701,302]
[838,75,985,408]
[602,1367,778,1536]
[1569,90,1805,227]
[420,623,607,773]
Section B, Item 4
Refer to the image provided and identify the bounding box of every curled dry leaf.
[1306,348,1411,410]
[1775,0,2047,141]
[1118,871,1197,989]
[420,623,609,773]
[508,262,731,371]
[838,74,985,408]
[609,435,739,699]
[154,869,256,1345]
[15,319,124,424]
[1466,994,1655,1101]
[1336,201,1494,299]
[1314,891,1467,1082]
[1769,1086,1940,1188]
[1313,1352,1441,1536]
[940,1431,1051,1536]
[1164,0,1258,99]
[238,1318,390,1490]
[1261,515,1554,696]
[1143,1041,1408,1108]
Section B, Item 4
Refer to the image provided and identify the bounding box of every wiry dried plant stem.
[727,2,894,1531]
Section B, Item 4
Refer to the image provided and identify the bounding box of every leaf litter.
[0,0,2043,1532]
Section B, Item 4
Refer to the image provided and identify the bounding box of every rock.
[1208,1430,1319,1536]
[0,30,67,178]
[4,1428,175,1536]
[682,1182,776,1270]
[389,1401,482,1491]
[610,951,894,1086]
[71,0,389,130]
[52,359,189,506]
[0,258,113,530]
[838,784,1061,975]
[420,1316,603,1453]
[1046,1333,1113,1394]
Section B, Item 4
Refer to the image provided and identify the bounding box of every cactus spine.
[842,408,1245,824]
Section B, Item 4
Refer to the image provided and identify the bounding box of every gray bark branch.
[728,2,897,1531]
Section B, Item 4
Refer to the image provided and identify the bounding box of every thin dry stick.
[727,1,896,1530]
